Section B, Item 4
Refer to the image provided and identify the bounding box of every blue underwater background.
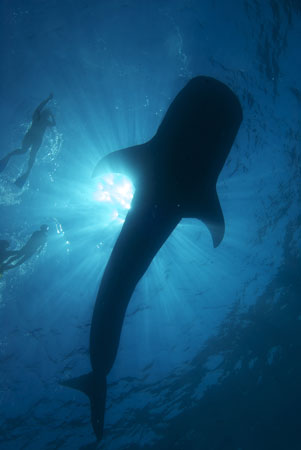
[0,1,301,449]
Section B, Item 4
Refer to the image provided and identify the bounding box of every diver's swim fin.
[61,372,107,441]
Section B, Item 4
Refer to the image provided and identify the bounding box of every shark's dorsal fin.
[92,143,149,184]
[197,189,225,248]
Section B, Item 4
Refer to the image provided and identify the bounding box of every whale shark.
[62,76,243,441]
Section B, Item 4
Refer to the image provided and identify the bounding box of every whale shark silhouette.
[62,76,243,441]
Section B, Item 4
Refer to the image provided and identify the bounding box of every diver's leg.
[0,135,30,172]
[0,149,27,172]
[0,134,31,172]
[0,256,26,273]
[3,253,18,264]
[3,251,23,265]
[15,141,40,187]
[5,253,26,268]
[1,250,19,265]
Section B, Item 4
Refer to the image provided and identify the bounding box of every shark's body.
[62,76,242,441]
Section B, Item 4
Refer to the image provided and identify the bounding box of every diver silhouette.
[0,225,49,273]
[0,94,55,187]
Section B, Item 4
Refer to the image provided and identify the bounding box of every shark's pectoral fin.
[61,372,107,441]
[93,143,150,183]
[198,189,225,248]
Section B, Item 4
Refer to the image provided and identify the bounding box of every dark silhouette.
[62,76,243,442]
[0,225,49,273]
[0,94,55,187]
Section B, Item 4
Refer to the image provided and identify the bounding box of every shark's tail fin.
[61,372,107,442]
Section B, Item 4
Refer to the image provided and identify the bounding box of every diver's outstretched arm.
[32,93,53,120]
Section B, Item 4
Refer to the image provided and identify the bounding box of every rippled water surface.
[0,1,300,449]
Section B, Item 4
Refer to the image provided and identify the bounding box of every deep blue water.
[0,1,300,449]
